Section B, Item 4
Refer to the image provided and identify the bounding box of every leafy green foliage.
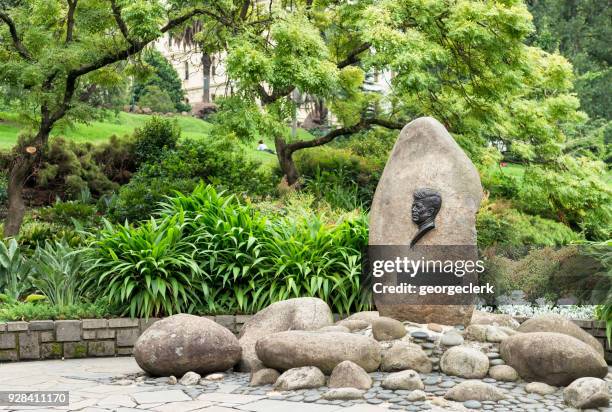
[477,201,581,248]
[132,50,190,112]
[89,185,369,317]
[137,85,176,113]
[85,215,203,318]
[0,238,29,300]
[0,300,111,321]
[29,241,87,307]
[133,116,180,165]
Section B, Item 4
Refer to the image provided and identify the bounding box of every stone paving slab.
[235,399,340,412]
[132,390,192,404]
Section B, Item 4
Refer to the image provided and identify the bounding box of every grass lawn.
[0,111,313,169]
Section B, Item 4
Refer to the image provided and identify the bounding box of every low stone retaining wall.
[0,315,253,362]
[0,315,610,362]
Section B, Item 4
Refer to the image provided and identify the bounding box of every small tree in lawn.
[0,1,241,236]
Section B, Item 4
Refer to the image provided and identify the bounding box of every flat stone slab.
[197,393,266,404]
[236,399,341,412]
[132,389,192,404]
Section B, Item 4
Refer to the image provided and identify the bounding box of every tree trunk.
[3,129,47,237]
[275,137,299,186]
[202,52,211,103]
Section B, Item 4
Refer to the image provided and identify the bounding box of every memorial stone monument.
[369,117,483,326]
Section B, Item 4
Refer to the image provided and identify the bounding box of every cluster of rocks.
[122,105,191,117]
[133,297,611,410]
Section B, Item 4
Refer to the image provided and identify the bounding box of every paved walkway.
[0,358,409,412]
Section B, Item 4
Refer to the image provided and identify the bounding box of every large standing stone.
[380,341,432,373]
[237,297,333,371]
[440,346,489,379]
[255,331,381,374]
[563,377,610,409]
[133,314,241,377]
[500,332,607,386]
[517,314,604,357]
[369,117,483,326]
[328,360,372,390]
[274,366,326,390]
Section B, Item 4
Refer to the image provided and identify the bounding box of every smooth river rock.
[444,380,506,402]
[328,360,372,390]
[500,332,608,386]
[255,331,382,374]
[517,313,604,357]
[440,346,489,379]
[380,341,432,373]
[563,377,610,409]
[369,117,483,326]
[237,297,333,371]
[133,314,241,377]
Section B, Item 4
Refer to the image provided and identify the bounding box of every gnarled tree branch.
[337,42,371,68]
[0,10,33,61]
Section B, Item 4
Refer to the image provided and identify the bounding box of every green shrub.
[85,215,203,318]
[477,201,581,248]
[138,85,176,113]
[0,238,30,301]
[516,156,612,240]
[29,241,87,308]
[133,116,180,165]
[39,200,98,227]
[296,146,380,208]
[92,135,137,184]
[0,300,112,321]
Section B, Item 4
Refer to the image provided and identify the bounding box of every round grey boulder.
[371,316,407,341]
[256,331,381,374]
[524,382,557,396]
[133,314,241,377]
[238,298,333,372]
[274,366,326,391]
[488,365,518,382]
[563,377,609,409]
[470,311,519,329]
[440,346,489,378]
[440,329,464,346]
[328,360,372,390]
[500,332,607,386]
[518,314,604,358]
[380,341,432,373]
[335,319,369,331]
[444,380,506,401]
[381,370,424,390]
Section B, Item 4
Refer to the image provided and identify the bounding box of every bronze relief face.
[410,188,442,247]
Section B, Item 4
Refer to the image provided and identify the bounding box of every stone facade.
[0,315,609,362]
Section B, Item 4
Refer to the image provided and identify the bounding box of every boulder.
[470,311,519,329]
[500,332,607,386]
[488,365,518,382]
[517,314,604,358]
[336,319,369,331]
[440,346,489,379]
[406,390,427,401]
[344,311,380,323]
[238,297,333,371]
[485,326,510,343]
[250,368,280,386]
[444,380,506,401]
[328,361,372,390]
[179,371,201,386]
[440,330,464,346]
[319,325,350,333]
[563,377,609,409]
[525,382,557,396]
[381,370,424,390]
[369,117,483,326]
[256,331,382,374]
[372,316,407,341]
[465,325,487,342]
[322,388,365,400]
[380,342,432,373]
[133,314,241,377]
[274,366,325,391]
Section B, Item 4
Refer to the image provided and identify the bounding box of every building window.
[184,62,189,80]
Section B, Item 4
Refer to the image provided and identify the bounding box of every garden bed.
[0,315,610,363]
